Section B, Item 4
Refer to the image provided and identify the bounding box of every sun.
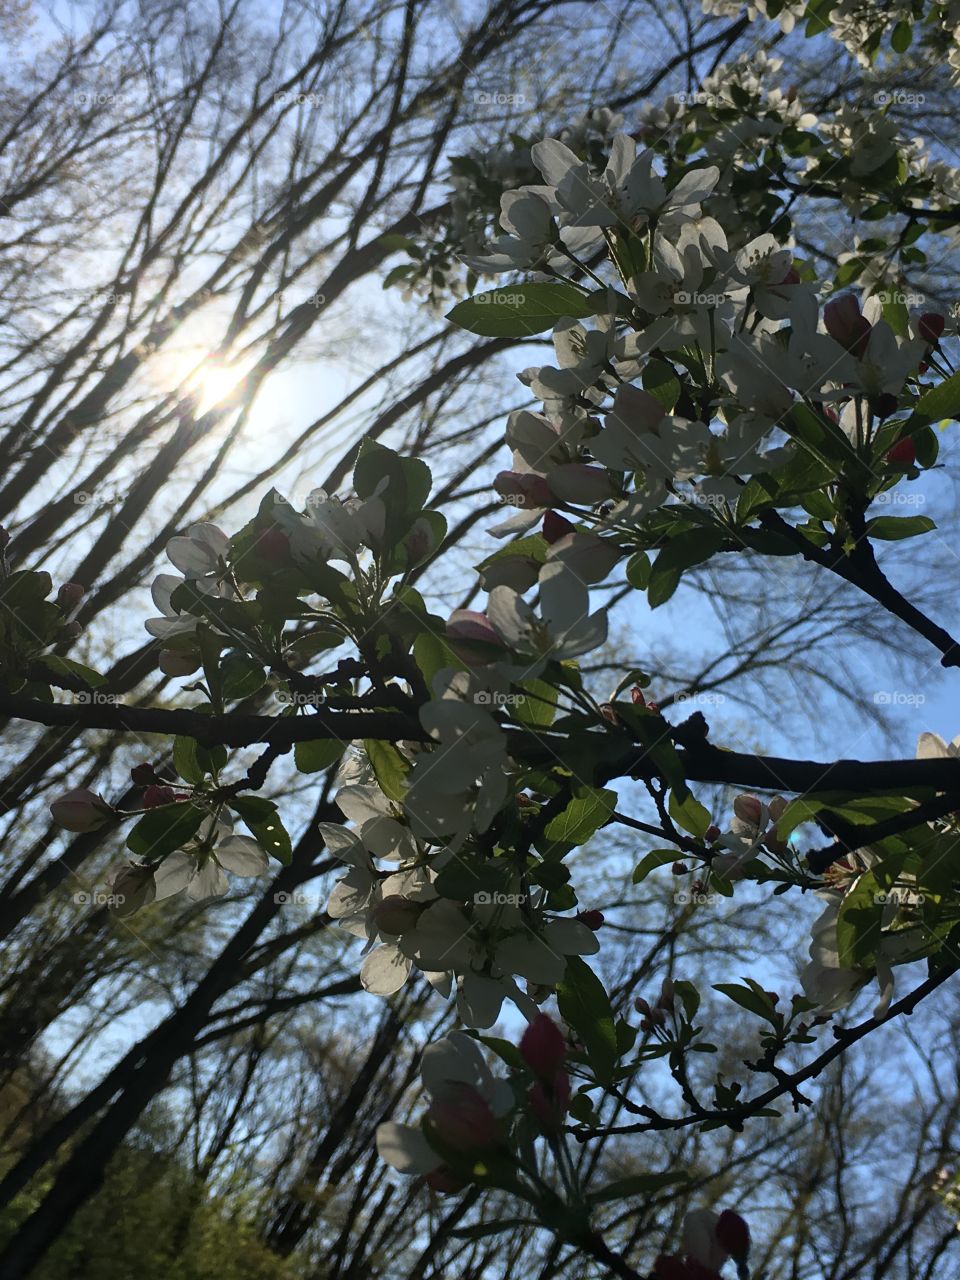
[187,355,251,415]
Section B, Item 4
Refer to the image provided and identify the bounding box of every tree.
[3,0,960,1277]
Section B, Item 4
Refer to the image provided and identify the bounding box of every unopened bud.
[733,794,763,826]
[715,1209,751,1261]
[657,977,675,1011]
[527,1068,571,1130]
[672,861,689,875]
[427,1083,499,1151]
[61,621,82,640]
[130,763,157,787]
[50,788,113,833]
[57,582,85,609]
[255,527,291,565]
[424,1165,468,1194]
[542,510,575,544]
[886,437,916,468]
[142,784,177,808]
[520,1013,567,1078]
[704,825,721,842]
[577,908,604,930]
[918,312,945,344]
[634,997,651,1016]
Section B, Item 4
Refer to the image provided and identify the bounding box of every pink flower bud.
[715,1210,751,1260]
[918,312,945,344]
[527,1068,571,1130]
[446,610,507,666]
[57,582,85,609]
[142,785,177,808]
[61,621,82,640]
[631,685,646,706]
[577,908,604,930]
[542,511,575,544]
[704,825,721,842]
[520,1013,567,1079]
[493,470,552,508]
[657,977,675,1011]
[823,293,863,347]
[767,796,787,823]
[372,894,424,936]
[672,861,689,875]
[423,1165,468,1194]
[50,788,112,833]
[427,1083,499,1151]
[634,997,651,1016]
[130,763,157,787]
[886,437,916,467]
[547,463,615,505]
[733,794,764,826]
[159,649,202,677]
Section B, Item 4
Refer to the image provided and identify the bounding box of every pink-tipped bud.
[424,1165,468,1194]
[733,794,764,826]
[131,763,157,787]
[634,997,651,1016]
[672,862,689,875]
[50,788,112,833]
[427,1083,499,1151]
[704,824,721,842]
[520,1013,567,1079]
[657,977,675,1011]
[631,685,646,706]
[446,610,507,666]
[577,908,604,930]
[715,1210,751,1260]
[918,312,945,344]
[372,894,423,936]
[824,293,869,355]
[142,784,177,808]
[886,437,916,467]
[57,582,85,609]
[493,470,552,508]
[542,510,575,544]
[527,1068,571,1130]
[61,621,82,640]
[683,1209,728,1271]
[159,649,202,677]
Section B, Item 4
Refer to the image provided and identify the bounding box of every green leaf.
[632,849,680,884]
[294,739,345,773]
[713,982,779,1023]
[446,284,598,337]
[891,19,912,51]
[864,515,935,540]
[538,786,616,856]
[641,359,681,412]
[126,802,206,860]
[220,651,266,700]
[363,739,408,802]
[668,788,712,839]
[513,677,558,728]
[558,956,618,1086]
[647,526,726,607]
[35,655,106,688]
[908,367,960,427]
[230,796,292,865]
